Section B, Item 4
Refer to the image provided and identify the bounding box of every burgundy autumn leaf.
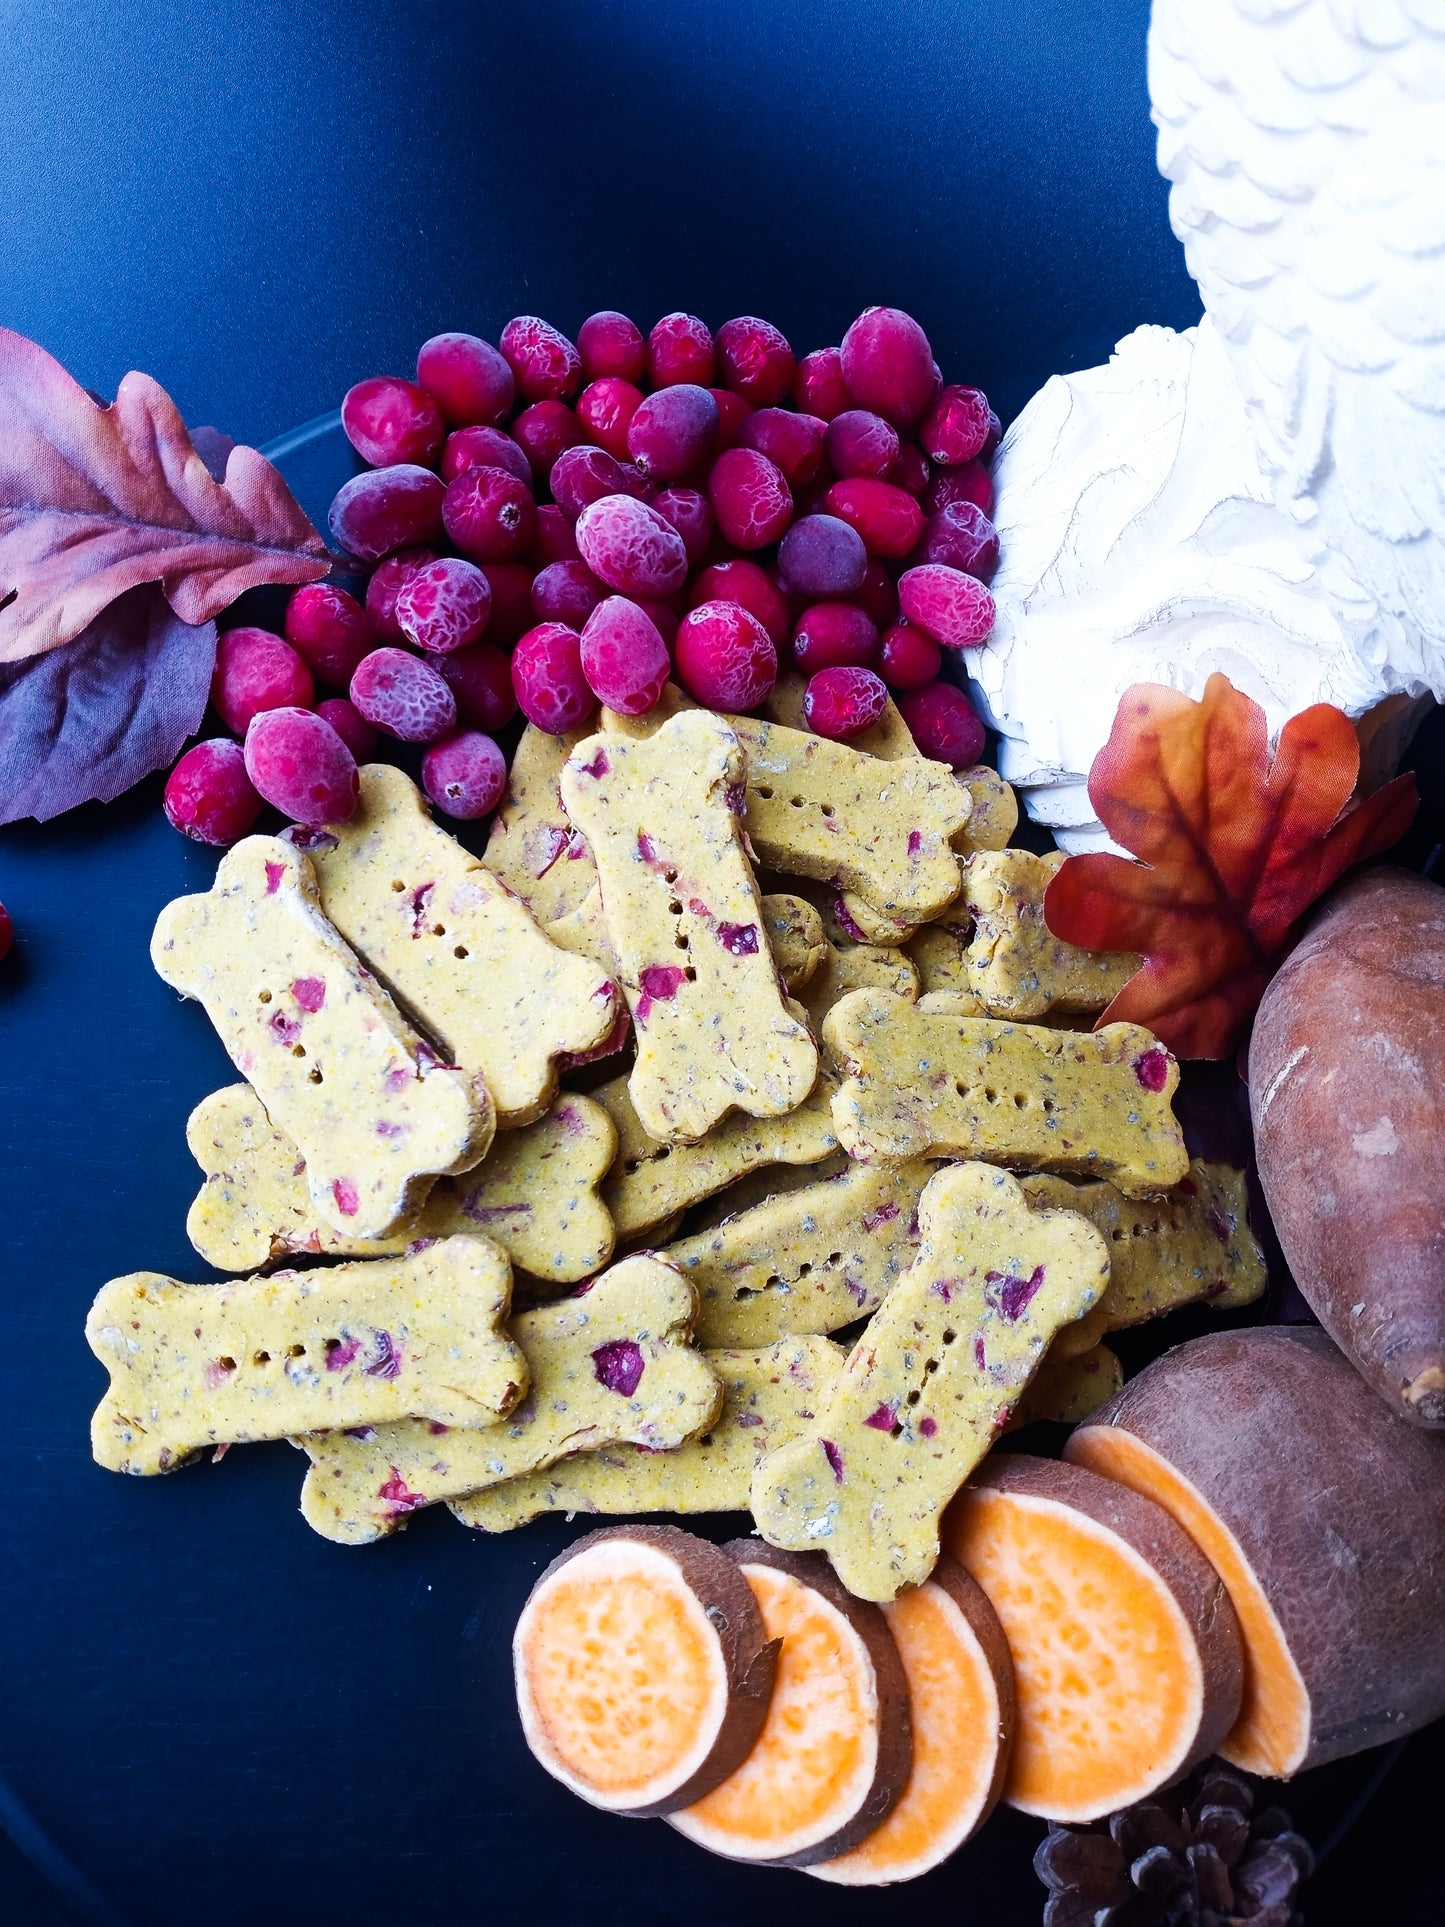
[1043,673,1417,1060]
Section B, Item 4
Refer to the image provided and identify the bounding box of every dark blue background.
[0,3,1434,1923]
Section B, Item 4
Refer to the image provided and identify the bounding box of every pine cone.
[1034,1760,1314,1927]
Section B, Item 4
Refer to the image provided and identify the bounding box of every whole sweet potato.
[1249,867,1445,1426]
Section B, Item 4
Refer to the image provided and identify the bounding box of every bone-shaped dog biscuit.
[825,989,1188,1196]
[1007,1341,1123,1428]
[292,764,617,1126]
[451,1336,845,1532]
[761,893,827,992]
[483,721,598,923]
[684,1151,854,1233]
[297,1253,721,1544]
[87,1235,526,1476]
[905,922,982,1000]
[955,764,1018,853]
[152,837,494,1239]
[959,848,1138,1019]
[561,711,818,1143]
[750,1161,1109,1599]
[797,935,918,1031]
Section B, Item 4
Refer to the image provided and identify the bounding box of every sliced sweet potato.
[513,1524,777,1817]
[944,1454,1242,1824]
[1066,1326,1445,1776]
[809,1556,1015,1886]
[669,1542,912,1868]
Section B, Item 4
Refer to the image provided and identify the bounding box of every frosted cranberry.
[777,513,867,598]
[689,559,791,646]
[576,377,643,459]
[499,315,581,402]
[738,409,826,487]
[803,665,889,741]
[795,347,850,421]
[708,387,754,451]
[244,707,360,823]
[395,556,492,653]
[512,400,582,478]
[982,410,1003,461]
[920,384,991,466]
[878,623,941,690]
[716,317,794,406]
[421,730,508,820]
[350,648,457,743]
[791,602,879,673]
[898,564,996,648]
[708,447,792,550]
[329,466,445,562]
[285,583,373,687]
[578,311,646,383]
[853,559,899,629]
[912,501,999,582]
[211,627,314,733]
[532,506,582,567]
[443,465,537,564]
[341,377,444,470]
[674,601,777,711]
[164,738,263,845]
[897,681,986,766]
[531,559,604,627]
[632,596,682,646]
[650,487,714,565]
[824,410,899,481]
[648,313,714,388]
[627,384,718,482]
[840,307,936,426]
[416,332,514,427]
[580,597,671,715]
[890,440,931,497]
[511,622,598,735]
[436,640,518,732]
[550,445,638,520]
[923,458,994,518]
[316,697,380,762]
[792,475,836,521]
[825,477,925,559]
[480,562,538,643]
[440,425,531,487]
[575,494,689,596]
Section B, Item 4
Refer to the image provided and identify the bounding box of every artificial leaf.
[1043,673,1418,1059]
[0,327,329,665]
[0,585,216,824]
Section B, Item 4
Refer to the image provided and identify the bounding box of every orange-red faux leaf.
[1043,674,1417,1059]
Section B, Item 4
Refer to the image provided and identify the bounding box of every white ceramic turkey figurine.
[972,0,1445,851]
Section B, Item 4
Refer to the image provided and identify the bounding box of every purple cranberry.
[329,465,445,563]
[421,730,508,820]
[531,559,605,628]
[920,384,992,465]
[776,513,868,598]
[897,681,986,766]
[912,501,1000,582]
[416,333,514,427]
[737,408,827,487]
[591,1337,645,1396]
[626,383,719,482]
[824,409,899,480]
[436,640,518,732]
[794,347,850,421]
[512,400,583,478]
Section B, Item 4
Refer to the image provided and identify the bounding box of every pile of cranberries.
[165,305,999,846]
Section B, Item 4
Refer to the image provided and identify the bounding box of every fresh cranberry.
[737,409,826,487]
[244,707,360,822]
[648,313,714,388]
[824,410,899,480]
[512,400,583,478]
[912,501,999,582]
[575,494,689,596]
[499,316,581,401]
[794,347,850,421]
[852,559,899,629]
[350,648,457,742]
[480,562,538,643]
[421,730,508,820]
[316,697,381,762]
[825,477,925,558]
[364,547,437,642]
[776,513,867,598]
[803,665,889,740]
[329,466,445,562]
[982,410,1003,461]
[840,307,936,426]
[416,332,514,427]
[889,440,931,497]
[897,564,996,647]
[674,601,777,711]
[576,377,643,459]
[878,623,941,690]
[341,376,444,469]
[580,597,671,715]
[627,384,718,481]
[531,558,605,627]
[443,465,537,563]
[689,558,790,645]
[920,383,991,466]
[791,602,879,672]
[923,458,993,518]
[395,556,493,653]
[164,738,263,845]
[708,387,754,450]
[532,506,582,566]
[708,447,792,549]
[511,622,598,734]
[715,317,794,406]
[440,425,531,486]
[285,584,374,687]
[578,311,646,383]
[211,627,314,734]
[650,486,714,565]
[436,640,518,731]
[632,595,683,646]
[550,444,638,519]
[897,680,986,766]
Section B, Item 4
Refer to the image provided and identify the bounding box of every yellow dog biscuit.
[797,935,919,1031]
[824,989,1189,1197]
[955,764,1018,852]
[959,849,1138,1019]
[761,893,828,992]
[561,710,818,1143]
[483,721,598,923]
[87,1235,526,1476]
[451,1336,845,1532]
[297,1253,720,1544]
[151,837,494,1239]
[750,1161,1109,1599]
[684,1151,854,1233]
[905,922,981,1000]
[1006,1342,1123,1428]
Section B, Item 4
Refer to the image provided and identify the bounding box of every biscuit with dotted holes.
[959,848,1138,1020]
[483,721,598,923]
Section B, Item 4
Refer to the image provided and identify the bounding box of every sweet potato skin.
[920,1555,1016,1833]
[1068,1328,1445,1773]
[1249,867,1445,1426]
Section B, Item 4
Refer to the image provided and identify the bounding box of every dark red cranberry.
[825,477,926,558]
[532,506,582,566]
[776,513,867,598]
[511,622,598,734]
[648,313,714,387]
[982,409,1003,462]
[576,377,643,459]
[889,440,931,496]
[715,316,795,406]
[924,459,994,518]
[164,739,263,845]
[737,409,826,487]
[316,697,381,762]
[824,409,899,480]
[436,640,519,732]
[897,680,986,765]
[341,377,444,469]
[550,444,639,520]
[878,623,941,690]
[803,665,889,741]
[674,601,777,710]
[689,559,791,646]
[794,347,850,421]
[627,384,718,482]
[364,547,438,643]
[440,425,531,486]
[791,602,879,673]
[708,387,754,451]
[912,501,1000,582]
[531,559,605,628]
[633,596,683,647]
[211,627,314,734]
[852,559,899,629]
[708,447,793,549]
[579,597,671,715]
[840,307,937,426]
[499,316,581,401]
[285,583,374,688]
[416,333,514,427]
[512,400,583,479]
[443,465,538,563]
[920,384,992,466]
[329,466,445,562]
[650,487,715,565]
[577,311,646,384]
[480,562,538,644]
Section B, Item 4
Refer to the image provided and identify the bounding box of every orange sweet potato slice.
[809,1556,1015,1886]
[512,1524,777,1817]
[669,1542,912,1867]
[944,1454,1242,1824]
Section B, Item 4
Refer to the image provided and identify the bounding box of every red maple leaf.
[1042,674,1418,1059]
